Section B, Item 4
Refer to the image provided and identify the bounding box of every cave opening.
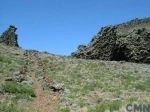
[111,46,128,61]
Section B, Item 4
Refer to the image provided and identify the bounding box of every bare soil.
[21,55,59,112]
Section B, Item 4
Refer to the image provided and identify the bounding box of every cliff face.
[71,18,150,63]
[0,25,19,47]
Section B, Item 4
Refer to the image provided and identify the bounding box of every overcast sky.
[0,0,150,55]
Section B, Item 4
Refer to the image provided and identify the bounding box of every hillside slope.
[0,44,150,112]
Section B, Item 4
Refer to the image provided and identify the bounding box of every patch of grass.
[96,98,103,104]
[94,80,103,89]
[0,52,24,77]
[0,101,25,112]
[113,90,122,98]
[135,78,150,91]
[78,99,85,108]
[43,58,49,64]
[15,59,24,65]
[68,95,75,99]
[2,81,36,99]
[109,101,122,112]
[47,56,54,61]
[121,73,142,90]
[89,101,122,112]
[80,85,90,95]
[88,104,108,112]
[0,69,10,76]
[0,85,5,94]
[61,107,70,112]
[129,97,138,103]
[40,54,150,111]
[35,70,41,77]
[0,55,12,64]
[88,83,95,91]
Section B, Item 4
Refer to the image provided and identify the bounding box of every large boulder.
[0,25,19,47]
[71,18,150,63]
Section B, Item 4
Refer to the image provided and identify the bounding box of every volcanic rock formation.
[71,18,150,63]
[0,25,19,47]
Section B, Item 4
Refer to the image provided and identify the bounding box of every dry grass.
[40,53,150,112]
[0,44,150,112]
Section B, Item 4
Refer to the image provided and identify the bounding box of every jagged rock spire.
[0,25,19,47]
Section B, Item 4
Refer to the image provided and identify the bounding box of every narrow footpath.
[23,51,58,112]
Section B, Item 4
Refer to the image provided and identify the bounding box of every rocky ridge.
[0,25,19,47]
[71,18,150,63]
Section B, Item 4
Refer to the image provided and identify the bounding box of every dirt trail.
[23,53,58,112]
[31,69,54,112]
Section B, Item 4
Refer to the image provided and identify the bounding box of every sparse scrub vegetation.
[0,50,24,77]
[109,101,122,112]
[88,104,108,112]
[0,44,150,111]
[77,99,85,108]
[61,107,70,112]
[88,101,122,112]
[129,97,138,103]
[96,98,103,104]
[40,53,150,111]
[135,78,150,91]
[0,101,25,112]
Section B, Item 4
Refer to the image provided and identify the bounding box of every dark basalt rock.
[0,25,19,47]
[71,18,150,63]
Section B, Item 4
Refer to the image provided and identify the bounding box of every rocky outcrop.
[71,18,150,63]
[0,25,19,47]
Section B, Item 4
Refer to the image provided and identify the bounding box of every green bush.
[2,81,36,99]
